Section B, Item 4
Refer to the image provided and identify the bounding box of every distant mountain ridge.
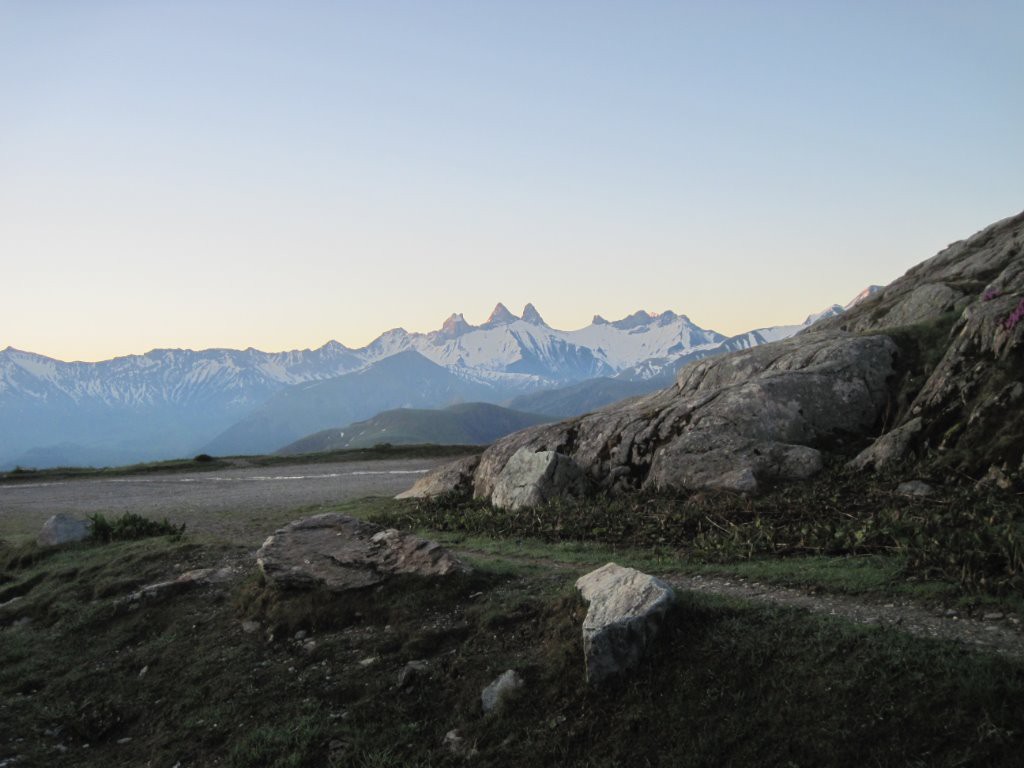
[278,402,554,454]
[0,292,874,467]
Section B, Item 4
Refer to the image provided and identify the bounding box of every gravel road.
[0,458,452,545]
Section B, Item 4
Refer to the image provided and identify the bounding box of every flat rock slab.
[576,563,674,685]
[257,513,469,591]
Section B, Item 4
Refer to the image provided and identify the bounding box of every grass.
[3,528,1024,767]
[3,476,1024,766]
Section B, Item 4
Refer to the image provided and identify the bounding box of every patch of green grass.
[694,554,908,591]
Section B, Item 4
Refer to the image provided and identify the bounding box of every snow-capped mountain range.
[0,289,881,468]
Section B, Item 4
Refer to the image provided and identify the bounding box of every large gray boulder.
[576,563,674,685]
[37,513,91,547]
[474,332,898,499]
[490,448,591,510]
[256,513,469,591]
[395,454,480,500]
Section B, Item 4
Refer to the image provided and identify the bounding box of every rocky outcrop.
[818,210,1024,478]
[37,514,91,547]
[256,514,469,592]
[395,454,479,499]
[576,563,674,685]
[490,449,591,510]
[410,210,1024,502]
[473,332,898,498]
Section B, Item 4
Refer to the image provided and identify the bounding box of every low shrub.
[88,512,185,543]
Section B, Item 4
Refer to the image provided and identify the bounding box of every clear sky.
[2,1,1022,362]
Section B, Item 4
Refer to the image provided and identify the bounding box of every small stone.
[983,612,1005,621]
[358,656,378,667]
[896,480,934,497]
[302,640,317,655]
[481,669,524,713]
[397,660,430,688]
[241,620,261,634]
[138,666,148,679]
[294,630,308,641]
[37,513,91,547]
[116,737,132,745]
[443,729,476,757]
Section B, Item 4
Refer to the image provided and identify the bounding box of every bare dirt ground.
[0,458,450,546]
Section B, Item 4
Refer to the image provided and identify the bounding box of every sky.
[2,1,1022,362]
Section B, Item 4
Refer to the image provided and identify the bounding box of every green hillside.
[277,402,554,454]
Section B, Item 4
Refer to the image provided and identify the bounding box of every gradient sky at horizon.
[2,1,1022,362]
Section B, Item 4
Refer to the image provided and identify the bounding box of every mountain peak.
[845,285,883,310]
[610,310,655,330]
[485,303,518,326]
[592,315,608,325]
[438,312,474,339]
[521,303,546,325]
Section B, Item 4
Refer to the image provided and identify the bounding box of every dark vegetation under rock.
[381,463,1024,596]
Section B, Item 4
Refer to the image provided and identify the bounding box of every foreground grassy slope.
[3,494,1024,767]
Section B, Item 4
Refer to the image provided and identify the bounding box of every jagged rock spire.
[485,303,518,326]
[439,312,474,338]
[522,303,546,325]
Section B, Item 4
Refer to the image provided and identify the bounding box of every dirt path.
[455,547,1024,661]
[669,573,1024,660]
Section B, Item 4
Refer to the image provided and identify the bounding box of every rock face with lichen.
[406,210,1024,503]
[256,513,469,592]
[490,448,591,510]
